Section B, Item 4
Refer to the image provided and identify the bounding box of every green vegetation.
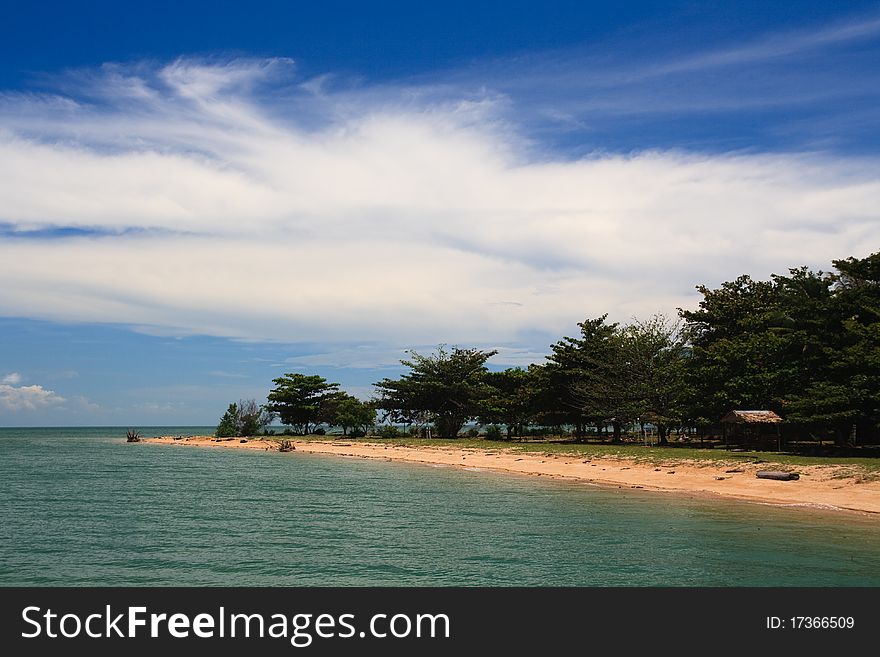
[266,373,341,434]
[374,346,498,438]
[265,373,377,436]
[215,403,239,438]
[212,251,880,460]
[377,425,401,439]
[681,252,880,445]
[480,368,539,440]
[374,251,879,449]
[321,393,375,436]
[215,399,275,437]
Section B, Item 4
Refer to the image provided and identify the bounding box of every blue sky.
[1,1,880,425]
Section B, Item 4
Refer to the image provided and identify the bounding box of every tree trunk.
[612,420,622,443]
[658,424,668,445]
[437,415,465,438]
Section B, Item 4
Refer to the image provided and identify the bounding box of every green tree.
[267,374,340,434]
[828,252,880,443]
[767,267,848,441]
[215,403,240,438]
[616,315,691,444]
[480,366,540,439]
[545,315,622,439]
[214,399,275,437]
[679,275,789,425]
[679,260,874,445]
[324,394,376,436]
[374,345,498,438]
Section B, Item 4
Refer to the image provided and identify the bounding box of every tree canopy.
[239,251,880,448]
[479,366,541,439]
[215,399,275,437]
[267,373,340,434]
[322,393,376,436]
[680,252,880,444]
[374,345,497,438]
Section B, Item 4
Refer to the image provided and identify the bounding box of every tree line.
[217,251,880,446]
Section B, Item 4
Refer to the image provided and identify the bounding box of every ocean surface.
[1,426,878,586]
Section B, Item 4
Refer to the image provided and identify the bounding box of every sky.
[1,1,879,426]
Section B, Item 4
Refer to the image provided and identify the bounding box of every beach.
[145,436,880,515]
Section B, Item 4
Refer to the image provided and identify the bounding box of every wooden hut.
[721,410,783,451]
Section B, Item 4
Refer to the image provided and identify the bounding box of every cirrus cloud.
[0,58,878,351]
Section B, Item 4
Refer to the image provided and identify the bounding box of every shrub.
[465,427,479,438]
[313,427,326,435]
[216,399,276,437]
[378,425,400,439]
[485,425,503,440]
[215,404,239,438]
[349,428,366,438]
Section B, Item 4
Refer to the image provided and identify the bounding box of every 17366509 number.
[766,617,855,630]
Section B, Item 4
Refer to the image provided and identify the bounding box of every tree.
[767,267,850,442]
[214,399,275,437]
[267,374,340,434]
[615,315,691,444]
[237,398,276,436]
[480,367,540,439]
[545,315,622,439]
[216,403,240,438]
[374,345,498,438]
[828,252,880,443]
[678,259,877,445]
[679,275,789,426]
[324,394,376,436]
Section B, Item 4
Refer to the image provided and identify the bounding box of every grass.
[271,434,880,473]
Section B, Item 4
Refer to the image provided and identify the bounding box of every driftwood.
[278,439,295,452]
[126,429,141,443]
[756,470,799,481]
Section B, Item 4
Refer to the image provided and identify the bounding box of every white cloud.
[208,370,250,378]
[0,383,65,411]
[286,345,435,369]
[132,401,186,414]
[69,395,101,413]
[2,372,22,384]
[0,59,878,351]
[650,15,880,76]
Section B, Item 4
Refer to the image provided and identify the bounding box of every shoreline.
[144,436,880,516]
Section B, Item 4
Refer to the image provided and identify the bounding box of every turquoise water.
[1,427,878,586]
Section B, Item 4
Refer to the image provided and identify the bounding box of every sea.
[1,426,879,586]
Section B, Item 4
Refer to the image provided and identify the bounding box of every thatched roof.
[721,410,783,424]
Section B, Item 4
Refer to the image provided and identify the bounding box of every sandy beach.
[145,436,880,515]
